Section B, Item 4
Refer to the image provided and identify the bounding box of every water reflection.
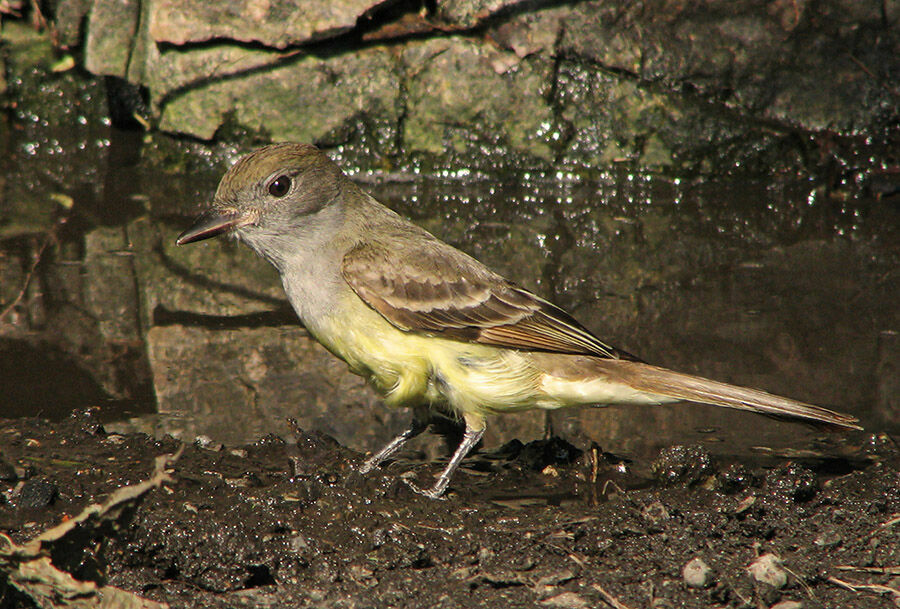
[0,127,897,464]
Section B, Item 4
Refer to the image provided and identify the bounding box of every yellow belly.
[305,294,549,418]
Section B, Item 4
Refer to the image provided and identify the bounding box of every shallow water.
[1,122,897,465]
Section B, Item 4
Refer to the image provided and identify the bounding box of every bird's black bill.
[176,209,251,245]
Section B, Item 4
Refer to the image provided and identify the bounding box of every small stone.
[0,458,17,481]
[813,532,842,548]
[194,435,221,450]
[682,557,713,588]
[642,500,670,523]
[733,494,756,514]
[289,534,309,552]
[348,564,376,586]
[18,479,58,508]
[306,589,326,602]
[540,591,589,608]
[747,553,788,589]
[771,600,804,609]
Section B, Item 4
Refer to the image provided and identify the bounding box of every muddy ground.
[0,409,897,609]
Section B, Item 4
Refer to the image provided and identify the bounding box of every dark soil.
[1,409,897,608]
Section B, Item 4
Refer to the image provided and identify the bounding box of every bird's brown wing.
[341,238,639,361]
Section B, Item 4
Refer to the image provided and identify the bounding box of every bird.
[176,142,861,498]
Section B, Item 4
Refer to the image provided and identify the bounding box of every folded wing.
[341,238,639,361]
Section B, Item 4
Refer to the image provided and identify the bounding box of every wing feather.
[341,239,639,361]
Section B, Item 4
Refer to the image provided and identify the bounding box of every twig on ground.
[827,576,900,600]
[835,565,900,576]
[592,582,633,609]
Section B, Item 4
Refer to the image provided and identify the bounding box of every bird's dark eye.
[268,176,291,197]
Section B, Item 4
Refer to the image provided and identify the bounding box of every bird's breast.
[288,288,547,416]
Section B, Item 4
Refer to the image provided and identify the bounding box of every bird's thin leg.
[418,422,485,499]
[359,414,428,474]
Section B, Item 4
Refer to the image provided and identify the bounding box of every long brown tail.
[603,360,861,429]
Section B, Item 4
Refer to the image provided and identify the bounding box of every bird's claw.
[404,478,448,500]
[358,459,376,475]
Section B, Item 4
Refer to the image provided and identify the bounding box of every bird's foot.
[404,478,448,500]
[358,457,379,475]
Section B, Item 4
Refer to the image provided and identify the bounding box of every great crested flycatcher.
[177,143,860,498]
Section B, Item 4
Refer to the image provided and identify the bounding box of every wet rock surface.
[28,0,898,173]
[0,413,897,608]
[146,0,387,48]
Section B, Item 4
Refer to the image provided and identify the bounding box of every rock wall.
[43,0,900,172]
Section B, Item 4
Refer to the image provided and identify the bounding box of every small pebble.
[194,435,222,450]
[540,592,588,608]
[813,532,842,548]
[733,494,756,514]
[683,557,713,588]
[0,459,17,481]
[18,478,58,508]
[642,500,670,523]
[290,534,309,552]
[348,564,375,583]
[769,601,804,609]
[771,601,804,609]
[747,553,788,588]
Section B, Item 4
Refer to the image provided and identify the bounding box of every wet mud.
[1,410,897,608]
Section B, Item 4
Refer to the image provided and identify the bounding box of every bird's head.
[176,143,345,248]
